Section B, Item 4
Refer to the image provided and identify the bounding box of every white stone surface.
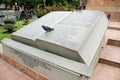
[36,11,108,64]
[37,11,101,51]
[2,38,93,80]
[79,14,108,65]
[12,11,71,46]
[11,10,109,65]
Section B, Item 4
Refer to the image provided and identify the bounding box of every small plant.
[4,24,16,33]
[4,19,16,33]
[4,19,15,24]
[35,8,47,18]
[23,19,29,25]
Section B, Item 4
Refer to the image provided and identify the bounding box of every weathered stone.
[2,10,109,80]
[12,11,108,65]
[2,38,93,80]
[12,11,71,46]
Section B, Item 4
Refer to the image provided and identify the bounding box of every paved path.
[89,21,120,80]
[0,44,33,80]
[89,63,120,80]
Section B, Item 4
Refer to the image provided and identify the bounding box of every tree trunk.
[43,0,46,7]
[8,29,13,33]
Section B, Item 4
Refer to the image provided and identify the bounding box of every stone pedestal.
[12,11,108,65]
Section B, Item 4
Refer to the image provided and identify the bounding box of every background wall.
[86,0,120,12]
[87,0,120,5]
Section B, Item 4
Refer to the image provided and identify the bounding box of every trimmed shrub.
[4,19,15,24]
[4,19,16,33]
[4,24,16,33]
[23,19,29,25]
[35,9,47,18]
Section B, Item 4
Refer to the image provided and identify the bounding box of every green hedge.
[4,19,15,24]
[4,19,16,33]
[4,24,16,33]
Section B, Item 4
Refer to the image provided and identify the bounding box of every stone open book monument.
[2,10,109,80]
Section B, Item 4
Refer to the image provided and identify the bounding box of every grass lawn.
[0,19,36,43]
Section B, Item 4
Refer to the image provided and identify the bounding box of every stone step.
[99,45,120,67]
[105,29,120,46]
[89,63,120,80]
[108,22,120,31]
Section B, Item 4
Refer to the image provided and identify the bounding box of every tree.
[3,0,12,5]
[0,0,4,3]
[43,0,46,6]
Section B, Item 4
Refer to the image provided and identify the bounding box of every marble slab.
[2,38,93,80]
[12,11,71,46]
[11,10,109,65]
[35,11,108,63]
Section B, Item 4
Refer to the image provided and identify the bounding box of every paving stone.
[106,29,120,41]
[0,59,34,80]
[89,63,120,80]
[100,45,120,63]
[108,22,120,30]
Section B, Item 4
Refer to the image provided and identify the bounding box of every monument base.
[2,54,50,80]
[2,38,93,80]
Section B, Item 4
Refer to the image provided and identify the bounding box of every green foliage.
[69,0,80,7]
[4,24,15,30]
[14,21,24,30]
[0,19,36,42]
[16,16,20,21]
[4,24,16,32]
[14,0,80,9]
[45,0,54,6]
[34,3,75,18]
[23,19,29,25]
[1,0,80,9]
[0,0,4,3]
[62,0,68,6]
[35,8,47,18]
[4,19,15,24]
[4,19,16,33]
